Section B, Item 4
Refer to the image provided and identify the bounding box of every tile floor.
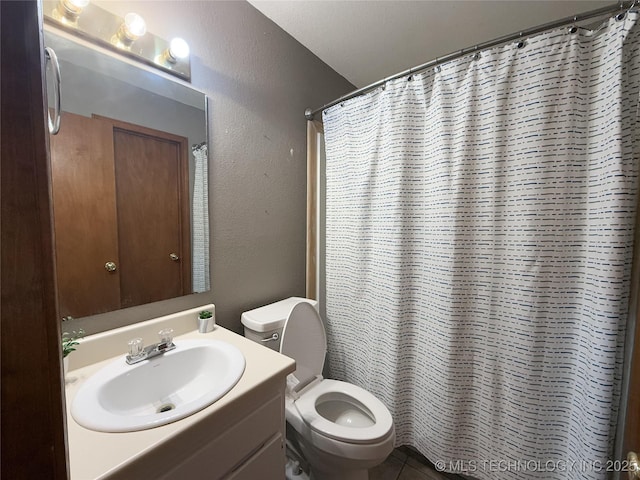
[370,447,464,480]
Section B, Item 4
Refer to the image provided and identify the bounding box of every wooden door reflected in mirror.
[50,113,192,318]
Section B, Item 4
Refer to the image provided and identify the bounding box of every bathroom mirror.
[45,27,209,320]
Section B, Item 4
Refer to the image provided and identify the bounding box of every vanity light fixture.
[44,0,192,81]
[112,13,147,49]
[52,0,90,26]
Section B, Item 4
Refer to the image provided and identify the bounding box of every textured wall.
[69,1,353,334]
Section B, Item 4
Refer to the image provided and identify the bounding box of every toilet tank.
[241,297,318,352]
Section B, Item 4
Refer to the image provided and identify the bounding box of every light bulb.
[113,12,146,48]
[169,38,190,60]
[124,13,146,38]
[158,38,190,65]
[52,0,89,25]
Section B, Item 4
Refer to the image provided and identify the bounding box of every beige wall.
[67,1,353,335]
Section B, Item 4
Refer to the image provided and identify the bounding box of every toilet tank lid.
[241,297,318,332]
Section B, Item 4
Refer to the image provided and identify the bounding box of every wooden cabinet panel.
[1,1,67,477]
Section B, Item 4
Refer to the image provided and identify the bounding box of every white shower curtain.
[323,13,640,480]
[192,143,210,292]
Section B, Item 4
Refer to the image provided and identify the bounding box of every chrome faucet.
[126,329,175,365]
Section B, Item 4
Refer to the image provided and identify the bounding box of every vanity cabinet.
[50,111,191,319]
[156,392,286,479]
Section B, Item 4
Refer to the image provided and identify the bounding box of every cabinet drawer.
[226,435,284,480]
[160,393,283,479]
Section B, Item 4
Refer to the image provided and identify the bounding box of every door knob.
[169,253,179,261]
[104,261,117,272]
[629,452,639,479]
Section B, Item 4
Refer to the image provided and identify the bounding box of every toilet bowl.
[241,298,395,480]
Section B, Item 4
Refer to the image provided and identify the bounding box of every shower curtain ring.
[569,17,578,34]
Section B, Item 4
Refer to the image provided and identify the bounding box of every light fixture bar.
[42,0,191,82]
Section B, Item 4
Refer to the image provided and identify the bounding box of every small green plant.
[62,329,85,358]
[199,310,213,320]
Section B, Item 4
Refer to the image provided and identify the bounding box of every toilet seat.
[294,379,394,444]
[280,300,394,446]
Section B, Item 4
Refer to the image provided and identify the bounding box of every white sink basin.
[71,339,245,432]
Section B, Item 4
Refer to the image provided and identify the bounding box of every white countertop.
[64,309,295,480]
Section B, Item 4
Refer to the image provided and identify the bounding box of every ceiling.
[248,0,614,88]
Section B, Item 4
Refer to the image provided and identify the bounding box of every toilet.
[241,297,395,480]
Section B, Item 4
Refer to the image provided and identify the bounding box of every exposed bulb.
[52,0,89,25]
[124,12,146,38]
[113,12,146,49]
[169,38,190,60]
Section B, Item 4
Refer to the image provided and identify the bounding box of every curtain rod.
[304,1,634,120]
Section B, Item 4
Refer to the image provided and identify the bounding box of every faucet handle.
[158,328,174,345]
[128,337,144,358]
